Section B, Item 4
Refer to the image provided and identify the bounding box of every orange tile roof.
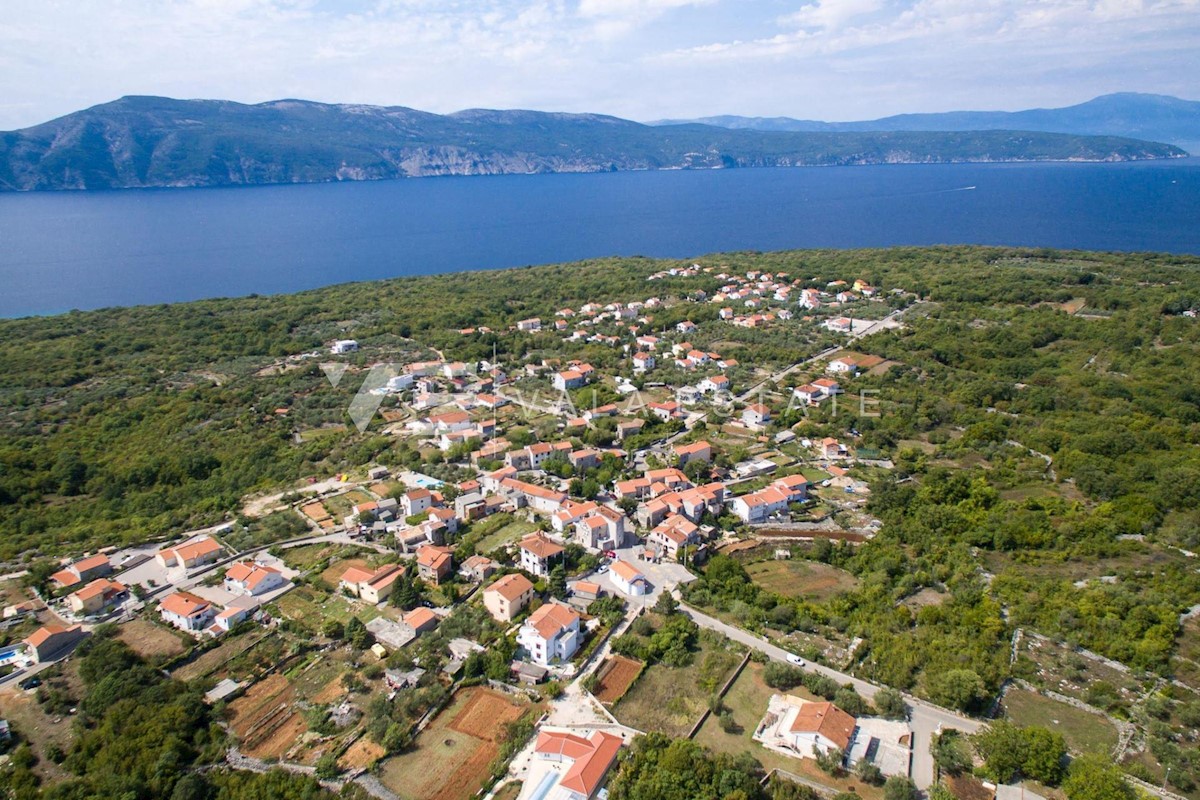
[73,554,110,573]
[416,548,452,570]
[788,700,857,750]
[526,602,580,640]
[25,624,79,648]
[71,578,125,602]
[520,534,565,559]
[403,607,439,630]
[533,730,623,797]
[610,560,645,583]
[487,573,534,602]
[340,566,375,585]
[160,591,211,617]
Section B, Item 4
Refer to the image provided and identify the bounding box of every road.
[676,600,983,789]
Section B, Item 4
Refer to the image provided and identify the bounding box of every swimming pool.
[525,770,559,800]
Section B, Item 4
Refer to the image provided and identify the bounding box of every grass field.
[1002,688,1118,756]
[614,635,744,737]
[476,518,540,553]
[275,586,382,631]
[379,686,531,800]
[172,630,274,682]
[745,559,860,603]
[693,662,883,799]
[117,618,188,660]
[324,490,373,520]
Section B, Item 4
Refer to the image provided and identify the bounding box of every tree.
[882,775,919,800]
[345,616,370,649]
[322,619,344,640]
[855,760,884,786]
[930,729,972,776]
[315,752,340,779]
[1022,726,1067,786]
[1061,756,1136,800]
[391,571,422,610]
[874,687,907,720]
[972,720,1028,784]
[833,686,870,716]
[927,669,987,712]
[549,565,568,600]
[654,592,679,616]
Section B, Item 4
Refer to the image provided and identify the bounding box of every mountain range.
[653,93,1200,152]
[0,94,1189,192]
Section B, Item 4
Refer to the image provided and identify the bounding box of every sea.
[1,158,1198,318]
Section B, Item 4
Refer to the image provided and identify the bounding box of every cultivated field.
[379,686,530,800]
[228,673,308,760]
[339,735,386,770]
[171,630,274,682]
[745,559,860,603]
[592,655,643,704]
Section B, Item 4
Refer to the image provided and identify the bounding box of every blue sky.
[2,0,1197,130]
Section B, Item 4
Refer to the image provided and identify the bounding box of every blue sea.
[1,158,1198,318]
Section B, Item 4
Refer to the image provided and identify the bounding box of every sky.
[2,0,1198,130]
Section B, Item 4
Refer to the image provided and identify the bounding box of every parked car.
[603,550,617,559]
[786,654,806,666]
[18,676,41,690]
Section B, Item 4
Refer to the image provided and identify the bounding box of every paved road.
[677,600,984,789]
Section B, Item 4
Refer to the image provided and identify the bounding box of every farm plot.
[171,630,276,682]
[592,655,643,704]
[745,559,860,603]
[228,673,307,760]
[379,686,531,800]
[1002,688,1119,757]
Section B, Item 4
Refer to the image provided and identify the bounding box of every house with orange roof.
[552,500,599,533]
[755,695,858,761]
[674,440,713,467]
[67,578,127,615]
[403,606,440,634]
[159,591,215,632]
[156,537,222,570]
[223,561,286,597]
[527,729,624,800]
[519,534,565,577]
[340,563,406,603]
[501,478,568,514]
[647,515,701,561]
[416,546,454,586]
[517,602,582,666]
[50,554,112,590]
[742,403,772,429]
[483,573,536,622]
[24,624,86,663]
[729,485,792,524]
[609,560,648,597]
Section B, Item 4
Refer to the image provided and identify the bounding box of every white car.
[786,654,806,666]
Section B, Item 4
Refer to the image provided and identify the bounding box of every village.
[0,264,1014,800]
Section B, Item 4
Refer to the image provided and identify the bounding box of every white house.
[742,403,772,428]
[330,339,359,354]
[519,534,565,577]
[223,561,286,597]
[609,560,648,596]
[159,591,215,632]
[755,696,857,760]
[518,602,582,666]
[526,731,623,800]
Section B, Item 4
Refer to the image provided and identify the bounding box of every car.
[786,654,805,666]
[598,564,609,573]
[18,676,42,690]
[603,550,617,559]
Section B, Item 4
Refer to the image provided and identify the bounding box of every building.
[755,696,857,760]
[742,403,772,428]
[223,561,286,597]
[647,515,701,561]
[416,546,454,586]
[729,475,808,524]
[156,537,222,570]
[554,370,587,391]
[67,578,127,615]
[400,488,434,518]
[330,339,359,354]
[519,534,566,577]
[340,563,405,604]
[674,440,713,467]
[502,478,568,514]
[518,602,582,666]
[525,730,624,800]
[24,624,86,662]
[574,507,626,552]
[459,554,499,582]
[609,560,649,596]
[50,554,112,590]
[404,607,440,634]
[484,573,536,622]
[159,591,216,632]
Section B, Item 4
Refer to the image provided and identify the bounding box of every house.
[159,591,216,632]
[609,560,649,596]
[156,537,222,570]
[648,401,682,421]
[459,554,499,582]
[742,403,772,428]
[755,696,857,760]
[793,384,826,404]
[403,607,440,634]
[400,488,433,518]
[819,437,847,459]
[517,318,542,332]
[554,370,587,391]
[813,377,841,395]
[416,546,454,586]
[223,561,286,597]
[569,449,601,471]
[729,474,809,524]
[484,573,536,622]
[674,440,713,467]
[519,534,565,577]
[698,375,730,394]
[501,478,568,513]
[67,578,127,615]
[518,602,582,666]
[385,667,427,689]
[676,320,697,334]
[571,580,603,602]
[340,564,405,604]
[528,730,624,800]
[635,335,659,350]
[50,554,112,590]
[24,625,87,663]
[552,501,598,532]
[616,419,646,440]
[330,339,358,354]
[647,515,701,561]
[825,317,853,333]
[574,507,627,551]
[212,599,260,634]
